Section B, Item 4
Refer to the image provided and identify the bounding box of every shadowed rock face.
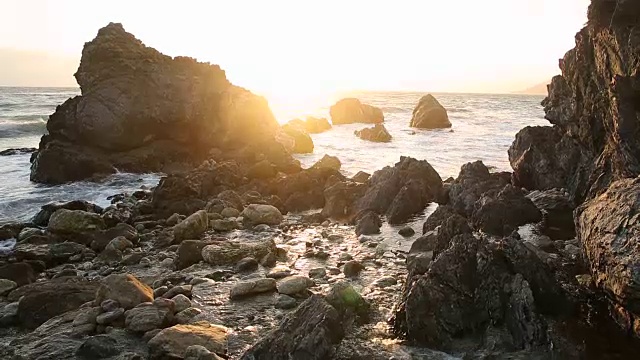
[509,0,640,203]
[410,94,451,129]
[30,22,285,184]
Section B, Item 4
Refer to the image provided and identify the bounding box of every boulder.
[201,239,277,266]
[471,184,542,236]
[175,240,214,270]
[148,323,228,359]
[230,278,277,298]
[329,98,384,125]
[356,157,442,224]
[354,124,392,142]
[448,161,509,217]
[95,274,153,310]
[241,204,283,226]
[409,94,451,129]
[13,276,98,329]
[14,241,90,267]
[32,200,102,227]
[577,178,640,330]
[355,211,381,236]
[322,181,368,222]
[124,305,173,333]
[276,276,314,296]
[0,262,41,286]
[30,23,288,184]
[240,295,343,359]
[282,123,314,153]
[173,210,209,242]
[47,209,106,235]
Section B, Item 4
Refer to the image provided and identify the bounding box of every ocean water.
[0,87,547,225]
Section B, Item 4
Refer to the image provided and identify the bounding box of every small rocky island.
[1,1,640,358]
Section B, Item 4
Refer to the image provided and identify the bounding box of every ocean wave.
[381,106,410,114]
[0,117,47,138]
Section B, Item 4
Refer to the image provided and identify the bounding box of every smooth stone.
[276,276,314,296]
[230,278,277,299]
[96,308,125,325]
[172,294,193,313]
[398,226,416,237]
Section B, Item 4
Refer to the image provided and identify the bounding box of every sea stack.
[354,124,392,143]
[509,0,640,337]
[409,94,451,129]
[30,23,290,184]
[329,98,384,125]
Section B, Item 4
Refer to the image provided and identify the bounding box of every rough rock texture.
[409,94,451,129]
[240,295,343,359]
[354,124,392,142]
[173,210,209,243]
[30,22,287,184]
[47,209,106,235]
[356,157,442,224]
[95,273,153,310]
[527,188,575,239]
[577,178,640,333]
[509,1,640,203]
[201,239,277,266]
[329,98,384,125]
[448,161,510,217]
[322,181,368,222]
[148,323,228,359]
[471,184,542,236]
[241,204,283,226]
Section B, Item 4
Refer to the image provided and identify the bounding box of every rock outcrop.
[410,94,451,129]
[30,23,288,184]
[354,124,392,143]
[329,98,384,125]
[281,123,314,153]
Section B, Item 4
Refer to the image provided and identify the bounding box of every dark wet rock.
[409,233,437,254]
[422,205,457,234]
[471,184,542,236]
[356,157,442,224]
[32,200,102,227]
[240,294,343,360]
[148,323,228,359]
[354,123,392,142]
[343,260,364,278]
[330,98,384,125]
[31,23,288,184]
[0,261,41,286]
[282,123,314,153]
[235,257,259,272]
[527,188,575,239]
[398,226,415,237]
[173,210,209,243]
[0,279,17,296]
[0,147,36,156]
[354,210,381,236]
[322,181,368,222]
[410,94,451,129]
[13,276,98,329]
[95,274,153,310]
[76,335,120,359]
[202,239,276,266]
[230,278,277,298]
[47,208,106,236]
[577,178,640,333]
[448,160,510,217]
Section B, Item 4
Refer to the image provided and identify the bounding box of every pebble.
[95,308,125,325]
[266,267,293,279]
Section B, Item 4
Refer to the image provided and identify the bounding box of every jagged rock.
[241,204,283,226]
[240,295,343,359]
[235,257,259,272]
[471,184,542,236]
[322,181,368,222]
[47,209,106,235]
[202,239,277,266]
[410,94,451,129]
[31,23,288,184]
[355,211,381,235]
[352,171,370,183]
[577,178,640,334]
[311,154,342,171]
[148,323,228,359]
[230,278,277,298]
[354,124,392,142]
[398,226,415,237]
[422,205,457,234]
[448,161,509,217]
[13,276,98,329]
[356,157,442,224]
[282,123,314,153]
[95,274,153,310]
[330,98,384,125]
[76,335,121,359]
[173,210,209,243]
[527,188,575,239]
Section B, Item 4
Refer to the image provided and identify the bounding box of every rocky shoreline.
[2,0,640,358]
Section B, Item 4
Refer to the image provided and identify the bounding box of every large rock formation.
[410,94,451,129]
[354,124,392,143]
[329,98,384,125]
[30,23,289,184]
[509,1,640,203]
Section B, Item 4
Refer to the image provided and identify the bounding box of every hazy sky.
[2,0,590,96]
